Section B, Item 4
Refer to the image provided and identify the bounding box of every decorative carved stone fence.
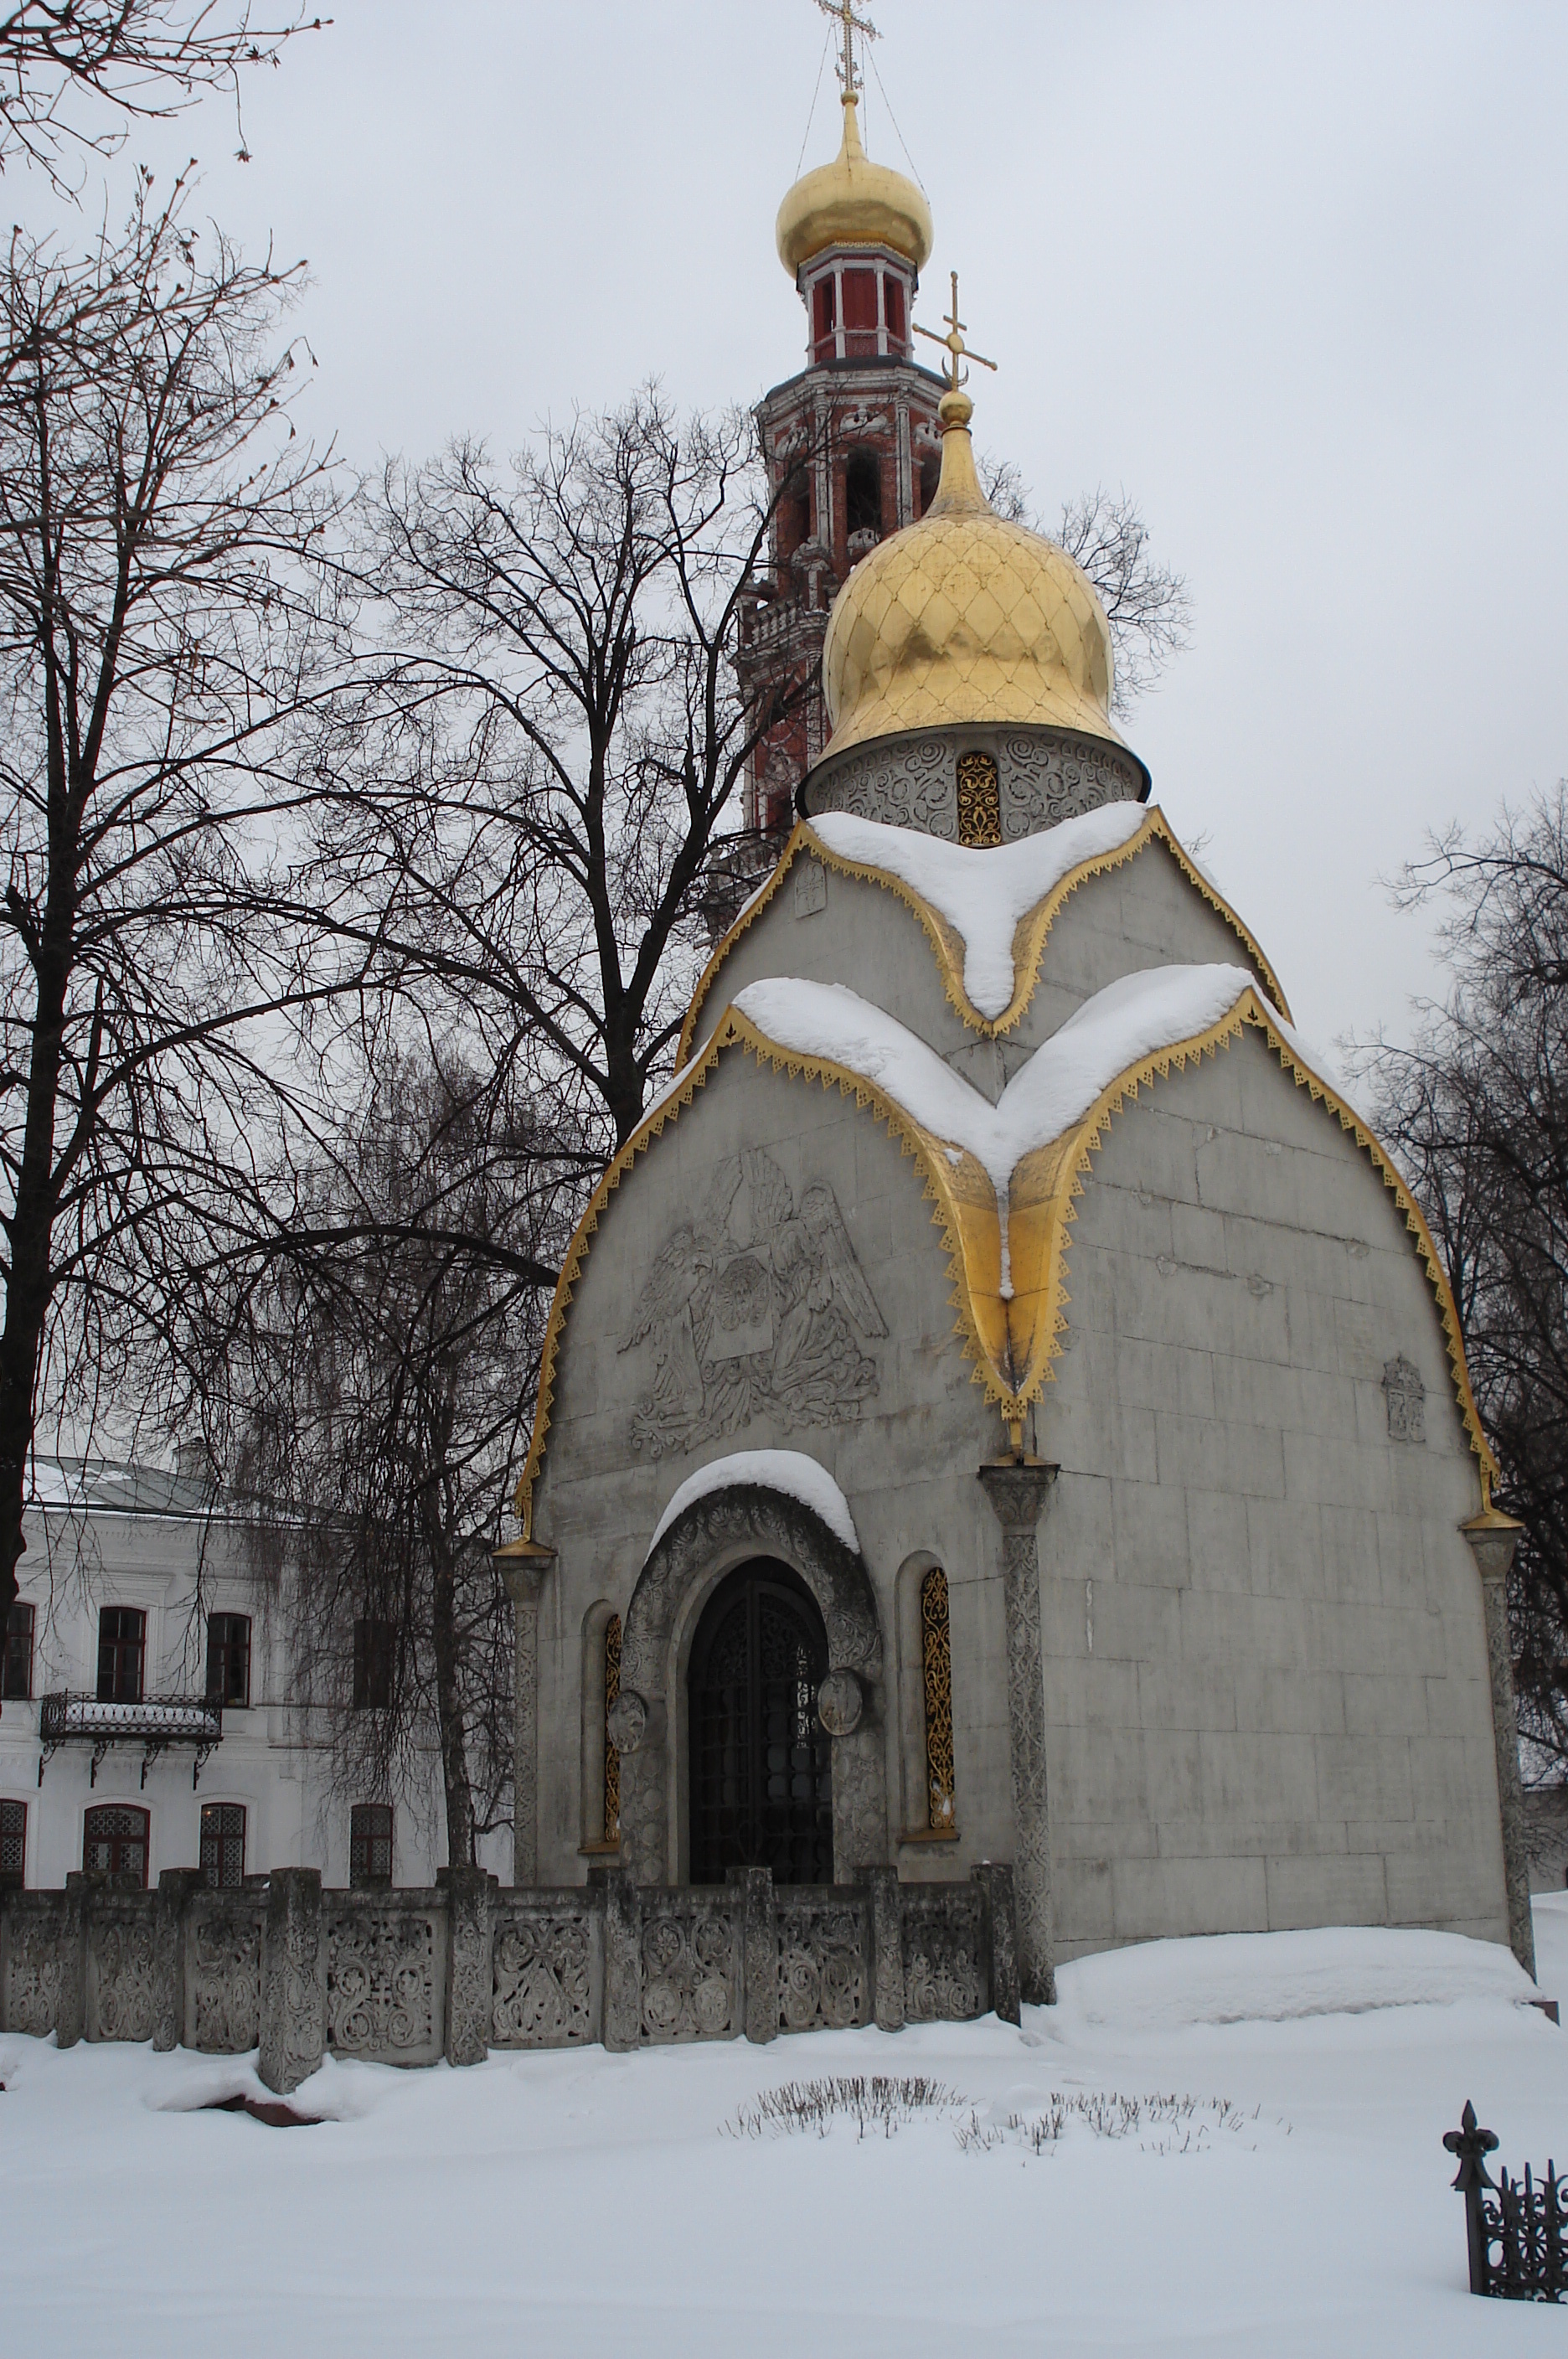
[0,1861,1019,2093]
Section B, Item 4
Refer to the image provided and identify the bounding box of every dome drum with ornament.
[499,18,1531,2011]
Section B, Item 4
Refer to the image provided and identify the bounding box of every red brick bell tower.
[735,14,946,845]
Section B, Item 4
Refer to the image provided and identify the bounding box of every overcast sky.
[42,0,1568,1054]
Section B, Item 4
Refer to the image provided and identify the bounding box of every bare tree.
[0,2,322,189]
[1354,787,1568,1777]
[199,1050,568,1867]
[980,457,1192,712]
[0,172,348,1629]
[316,390,808,1157]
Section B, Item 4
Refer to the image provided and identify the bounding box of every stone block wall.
[0,1863,1018,2092]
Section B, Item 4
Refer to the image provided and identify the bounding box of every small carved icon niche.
[956,750,1002,846]
[1383,1354,1426,1444]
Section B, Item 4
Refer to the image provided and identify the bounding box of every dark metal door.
[688,1560,833,1884]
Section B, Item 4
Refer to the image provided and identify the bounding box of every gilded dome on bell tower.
[776,93,933,277]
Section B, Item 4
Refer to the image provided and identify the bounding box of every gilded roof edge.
[677,809,1292,1067]
[1021,990,1496,1494]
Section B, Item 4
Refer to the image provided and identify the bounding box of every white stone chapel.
[498,58,1533,2005]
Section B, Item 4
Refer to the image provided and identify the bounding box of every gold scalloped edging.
[510,1006,1019,1542]
[1017,988,1497,1494]
[676,808,1292,1066]
[516,983,1495,1539]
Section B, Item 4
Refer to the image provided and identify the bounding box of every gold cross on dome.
[915,272,998,392]
[815,0,879,101]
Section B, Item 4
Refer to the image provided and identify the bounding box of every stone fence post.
[440,1866,496,2067]
[977,1458,1058,2005]
[152,1869,204,2052]
[1462,1510,1536,1980]
[601,1866,641,2052]
[733,1866,776,2045]
[259,1867,325,2094]
[862,1864,905,2032]
[56,1873,92,2048]
[971,1861,1021,2026]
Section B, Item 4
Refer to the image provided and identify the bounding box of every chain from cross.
[914,271,998,394]
[814,0,878,101]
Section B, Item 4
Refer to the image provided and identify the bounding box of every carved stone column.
[970,1862,1021,2026]
[600,1866,642,2053]
[1461,1510,1536,1979]
[862,1863,905,2033]
[732,1866,776,2045]
[977,1459,1059,2006]
[152,1868,203,2052]
[440,1866,495,2067]
[57,1872,92,2048]
[497,1544,554,1888]
[259,1866,325,2094]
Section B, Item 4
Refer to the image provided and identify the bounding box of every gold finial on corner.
[815,0,879,103]
[915,270,998,403]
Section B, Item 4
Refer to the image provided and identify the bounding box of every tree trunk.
[0,918,75,1625]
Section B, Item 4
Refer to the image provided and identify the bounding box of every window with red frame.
[0,1798,24,1887]
[3,1600,34,1701]
[83,1803,149,1887]
[884,274,906,348]
[199,1801,246,1888]
[204,1613,251,1708]
[349,1802,394,1888]
[96,1607,145,1705]
[353,1618,396,1710]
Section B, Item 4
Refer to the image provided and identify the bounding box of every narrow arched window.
[603,1613,622,1845]
[921,1567,955,1831]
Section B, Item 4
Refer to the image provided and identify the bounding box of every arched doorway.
[688,1559,832,1884]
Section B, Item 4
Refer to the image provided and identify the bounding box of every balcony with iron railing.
[38,1691,224,1789]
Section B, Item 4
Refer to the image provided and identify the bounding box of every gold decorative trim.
[676,808,1292,1066]
[517,983,1495,1538]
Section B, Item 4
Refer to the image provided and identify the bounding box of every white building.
[0,1457,448,1894]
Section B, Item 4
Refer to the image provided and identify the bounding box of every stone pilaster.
[977,1459,1059,2006]
[152,1868,203,2052]
[601,1866,642,2053]
[863,1863,905,2032]
[1461,1511,1536,1979]
[497,1545,554,1888]
[971,1862,1021,2026]
[440,1866,495,2067]
[259,1867,325,2094]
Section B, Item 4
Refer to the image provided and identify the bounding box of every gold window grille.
[603,1613,622,1845]
[921,1566,955,1830]
[956,751,1002,847]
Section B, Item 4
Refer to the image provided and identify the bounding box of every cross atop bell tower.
[815,0,878,101]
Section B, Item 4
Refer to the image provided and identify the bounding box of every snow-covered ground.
[3,1899,1565,2357]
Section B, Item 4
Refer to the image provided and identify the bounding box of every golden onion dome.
[821,387,1130,762]
[776,95,933,276]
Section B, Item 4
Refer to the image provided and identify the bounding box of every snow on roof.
[733,963,1266,1206]
[24,1453,220,1519]
[809,803,1148,1020]
[648,1449,859,1557]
